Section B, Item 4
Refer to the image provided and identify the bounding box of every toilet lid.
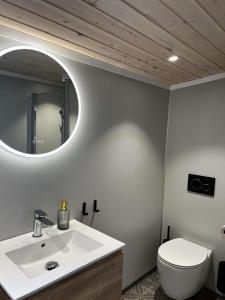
[158,238,210,268]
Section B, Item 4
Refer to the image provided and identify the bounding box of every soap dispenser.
[57,200,70,230]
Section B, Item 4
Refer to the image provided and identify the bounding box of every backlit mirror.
[0,48,79,156]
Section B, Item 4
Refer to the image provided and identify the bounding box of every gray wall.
[0,40,169,288]
[163,78,225,291]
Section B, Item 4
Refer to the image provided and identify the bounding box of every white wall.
[163,78,225,291]
[0,38,169,288]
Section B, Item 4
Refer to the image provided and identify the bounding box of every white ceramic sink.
[0,220,125,299]
[6,230,102,279]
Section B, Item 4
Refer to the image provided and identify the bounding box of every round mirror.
[0,47,79,157]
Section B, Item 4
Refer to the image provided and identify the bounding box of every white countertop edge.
[0,220,125,300]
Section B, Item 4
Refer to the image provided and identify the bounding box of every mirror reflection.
[0,49,78,155]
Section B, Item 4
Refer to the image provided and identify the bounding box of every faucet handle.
[34,209,47,219]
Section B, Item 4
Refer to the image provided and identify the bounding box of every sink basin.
[6,230,102,279]
[0,220,125,299]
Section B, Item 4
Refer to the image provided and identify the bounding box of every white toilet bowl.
[157,238,212,300]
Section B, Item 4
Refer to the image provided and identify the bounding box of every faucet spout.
[32,210,54,238]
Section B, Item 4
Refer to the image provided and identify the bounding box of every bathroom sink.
[0,220,125,299]
[6,230,103,279]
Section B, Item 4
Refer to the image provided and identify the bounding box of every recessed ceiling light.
[168,55,179,62]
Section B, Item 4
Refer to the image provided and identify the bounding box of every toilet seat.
[158,254,205,269]
[158,238,211,269]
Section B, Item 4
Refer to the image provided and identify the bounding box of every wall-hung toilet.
[157,238,212,300]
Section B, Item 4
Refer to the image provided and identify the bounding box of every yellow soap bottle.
[57,200,70,230]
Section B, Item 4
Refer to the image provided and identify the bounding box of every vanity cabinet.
[0,251,123,300]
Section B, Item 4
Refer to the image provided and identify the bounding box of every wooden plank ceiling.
[0,0,225,85]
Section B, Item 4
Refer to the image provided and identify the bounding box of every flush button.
[190,178,201,191]
[188,174,215,197]
[202,183,211,193]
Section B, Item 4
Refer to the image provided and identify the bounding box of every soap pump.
[57,200,70,230]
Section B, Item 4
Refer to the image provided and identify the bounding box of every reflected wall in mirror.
[0,48,79,156]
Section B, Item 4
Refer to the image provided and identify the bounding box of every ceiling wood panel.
[45,0,199,79]
[0,0,172,83]
[124,0,225,69]
[84,0,221,74]
[161,0,225,56]
[4,0,197,83]
[0,16,170,84]
[197,0,225,32]
[0,0,224,86]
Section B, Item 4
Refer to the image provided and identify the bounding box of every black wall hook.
[82,202,88,216]
[93,199,100,213]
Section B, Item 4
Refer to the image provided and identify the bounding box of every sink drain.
[45,261,59,271]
